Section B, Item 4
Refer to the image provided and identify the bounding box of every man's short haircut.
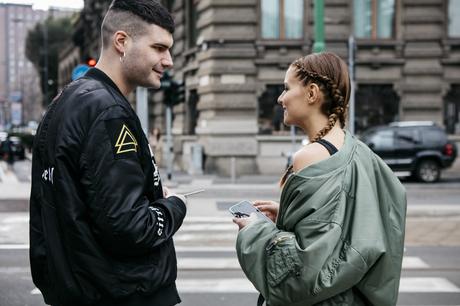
[101,0,175,49]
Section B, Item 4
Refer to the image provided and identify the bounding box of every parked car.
[360,121,457,183]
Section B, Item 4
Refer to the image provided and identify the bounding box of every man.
[29,1,187,305]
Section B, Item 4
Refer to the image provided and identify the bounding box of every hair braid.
[292,60,347,142]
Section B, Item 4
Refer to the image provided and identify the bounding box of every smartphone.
[228,200,274,223]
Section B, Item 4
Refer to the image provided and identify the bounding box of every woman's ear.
[305,83,321,104]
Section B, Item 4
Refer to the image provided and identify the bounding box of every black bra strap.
[315,138,338,155]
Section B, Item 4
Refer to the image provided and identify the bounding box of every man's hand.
[163,186,187,205]
[253,200,279,222]
[233,213,258,231]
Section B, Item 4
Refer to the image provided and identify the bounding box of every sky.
[0,0,83,10]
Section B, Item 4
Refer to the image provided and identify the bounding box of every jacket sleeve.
[236,195,378,306]
[71,105,186,256]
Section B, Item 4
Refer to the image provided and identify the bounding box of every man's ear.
[113,31,129,54]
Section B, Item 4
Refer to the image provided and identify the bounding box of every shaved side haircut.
[101,0,175,49]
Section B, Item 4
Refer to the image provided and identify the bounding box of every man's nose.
[162,51,173,69]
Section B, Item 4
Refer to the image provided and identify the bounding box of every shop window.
[354,0,395,39]
[444,84,460,134]
[261,0,303,39]
[355,84,399,133]
[258,85,288,134]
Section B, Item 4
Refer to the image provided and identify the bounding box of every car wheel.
[415,160,440,183]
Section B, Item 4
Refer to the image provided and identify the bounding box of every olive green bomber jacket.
[236,132,407,306]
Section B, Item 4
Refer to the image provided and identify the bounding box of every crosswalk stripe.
[402,256,429,269]
[179,223,237,231]
[399,277,460,292]
[0,244,29,249]
[176,256,428,270]
[178,258,239,270]
[28,277,460,296]
[176,246,235,252]
[0,243,437,271]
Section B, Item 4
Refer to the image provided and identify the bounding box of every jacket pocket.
[266,235,302,287]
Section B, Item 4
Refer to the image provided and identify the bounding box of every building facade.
[62,0,460,176]
[166,0,460,175]
[0,3,76,129]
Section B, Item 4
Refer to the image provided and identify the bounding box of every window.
[449,0,460,37]
[370,129,394,149]
[258,85,287,134]
[421,127,447,146]
[395,128,420,147]
[354,0,395,39]
[355,84,399,133]
[261,0,303,39]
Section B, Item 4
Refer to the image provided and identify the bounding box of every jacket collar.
[85,68,125,97]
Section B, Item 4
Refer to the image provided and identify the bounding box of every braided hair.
[279,52,350,187]
[292,52,350,142]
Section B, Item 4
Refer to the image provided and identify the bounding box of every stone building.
[60,0,460,176]
[167,0,460,175]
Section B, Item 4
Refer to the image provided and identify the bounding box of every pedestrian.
[1,136,15,172]
[233,52,407,306]
[29,1,187,306]
[149,127,163,164]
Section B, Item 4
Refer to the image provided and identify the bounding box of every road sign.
[72,64,90,81]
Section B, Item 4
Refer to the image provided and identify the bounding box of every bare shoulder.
[292,143,331,172]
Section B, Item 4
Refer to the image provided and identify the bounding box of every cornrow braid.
[292,59,347,142]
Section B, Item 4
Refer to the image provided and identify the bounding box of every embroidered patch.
[115,124,138,154]
[105,119,139,159]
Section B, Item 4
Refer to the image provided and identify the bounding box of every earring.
[119,52,125,63]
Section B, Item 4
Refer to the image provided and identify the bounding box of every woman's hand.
[233,213,258,231]
[254,200,279,222]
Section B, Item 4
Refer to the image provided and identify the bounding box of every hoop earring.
[119,52,125,63]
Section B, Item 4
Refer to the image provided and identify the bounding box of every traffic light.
[86,57,97,67]
[162,72,185,106]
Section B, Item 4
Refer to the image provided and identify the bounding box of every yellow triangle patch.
[115,124,138,154]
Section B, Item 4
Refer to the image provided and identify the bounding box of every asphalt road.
[1,247,460,306]
[0,159,459,305]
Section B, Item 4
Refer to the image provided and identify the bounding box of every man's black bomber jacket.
[29,68,186,306]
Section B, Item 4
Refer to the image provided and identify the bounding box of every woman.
[233,52,407,306]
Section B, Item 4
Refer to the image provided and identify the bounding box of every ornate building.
[61,0,460,176]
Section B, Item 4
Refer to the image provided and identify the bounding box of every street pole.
[313,0,325,53]
[43,22,49,105]
[166,105,173,180]
[136,87,148,135]
[348,36,356,135]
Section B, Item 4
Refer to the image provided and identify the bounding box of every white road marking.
[28,278,460,295]
[0,244,29,249]
[178,258,240,270]
[402,256,430,269]
[399,277,460,292]
[30,288,41,295]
